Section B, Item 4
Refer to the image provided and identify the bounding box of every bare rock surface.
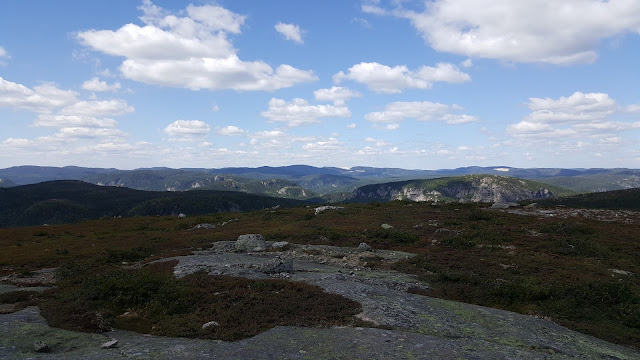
[1,242,639,359]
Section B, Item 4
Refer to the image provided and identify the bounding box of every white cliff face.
[392,188,443,202]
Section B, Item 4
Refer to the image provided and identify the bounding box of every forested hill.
[0,180,307,227]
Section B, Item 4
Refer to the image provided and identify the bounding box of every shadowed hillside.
[0,181,307,227]
[536,188,640,210]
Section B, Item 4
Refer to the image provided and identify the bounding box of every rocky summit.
[1,239,638,359]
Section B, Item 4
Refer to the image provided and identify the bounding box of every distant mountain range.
[0,165,639,201]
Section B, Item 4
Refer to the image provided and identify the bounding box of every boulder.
[315,206,345,215]
[271,241,290,251]
[380,224,394,230]
[34,340,50,353]
[178,213,187,218]
[357,243,372,252]
[235,234,267,252]
[202,321,220,330]
[261,257,294,274]
[101,339,118,349]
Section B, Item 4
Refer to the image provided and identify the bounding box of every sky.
[0,0,639,170]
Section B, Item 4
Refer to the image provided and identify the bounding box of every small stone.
[178,213,187,218]
[101,339,118,349]
[314,206,345,215]
[357,242,372,252]
[192,223,216,230]
[491,202,519,209]
[381,224,394,230]
[202,321,220,330]
[525,203,538,208]
[610,269,634,276]
[34,340,50,353]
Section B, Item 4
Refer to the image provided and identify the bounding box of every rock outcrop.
[235,234,267,252]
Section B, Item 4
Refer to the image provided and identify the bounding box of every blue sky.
[1,0,639,170]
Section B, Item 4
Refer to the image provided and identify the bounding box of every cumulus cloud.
[333,62,470,93]
[217,125,246,136]
[261,98,351,127]
[0,77,134,144]
[275,22,304,44]
[164,120,210,140]
[82,77,121,92]
[525,92,617,123]
[507,92,640,147]
[313,86,361,105]
[388,0,640,65]
[365,101,477,125]
[77,1,317,91]
[0,77,77,113]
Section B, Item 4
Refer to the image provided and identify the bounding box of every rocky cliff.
[348,175,569,203]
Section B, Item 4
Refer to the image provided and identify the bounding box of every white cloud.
[261,98,351,127]
[460,59,473,68]
[351,17,372,29]
[0,46,8,65]
[61,99,134,117]
[77,1,316,91]
[346,123,357,129]
[365,101,477,125]
[313,86,361,105]
[365,137,391,147]
[333,62,470,93]
[302,137,342,152]
[217,125,246,136]
[392,0,640,65]
[0,77,133,144]
[34,115,118,128]
[386,123,400,130]
[82,77,121,92]
[361,4,388,15]
[525,92,617,123]
[53,127,127,139]
[252,130,285,139]
[275,22,304,44]
[164,120,210,139]
[0,77,78,113]
[507,92,640,151]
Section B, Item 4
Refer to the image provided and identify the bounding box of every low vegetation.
[0,198,638,348]
[39,260,364,340]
